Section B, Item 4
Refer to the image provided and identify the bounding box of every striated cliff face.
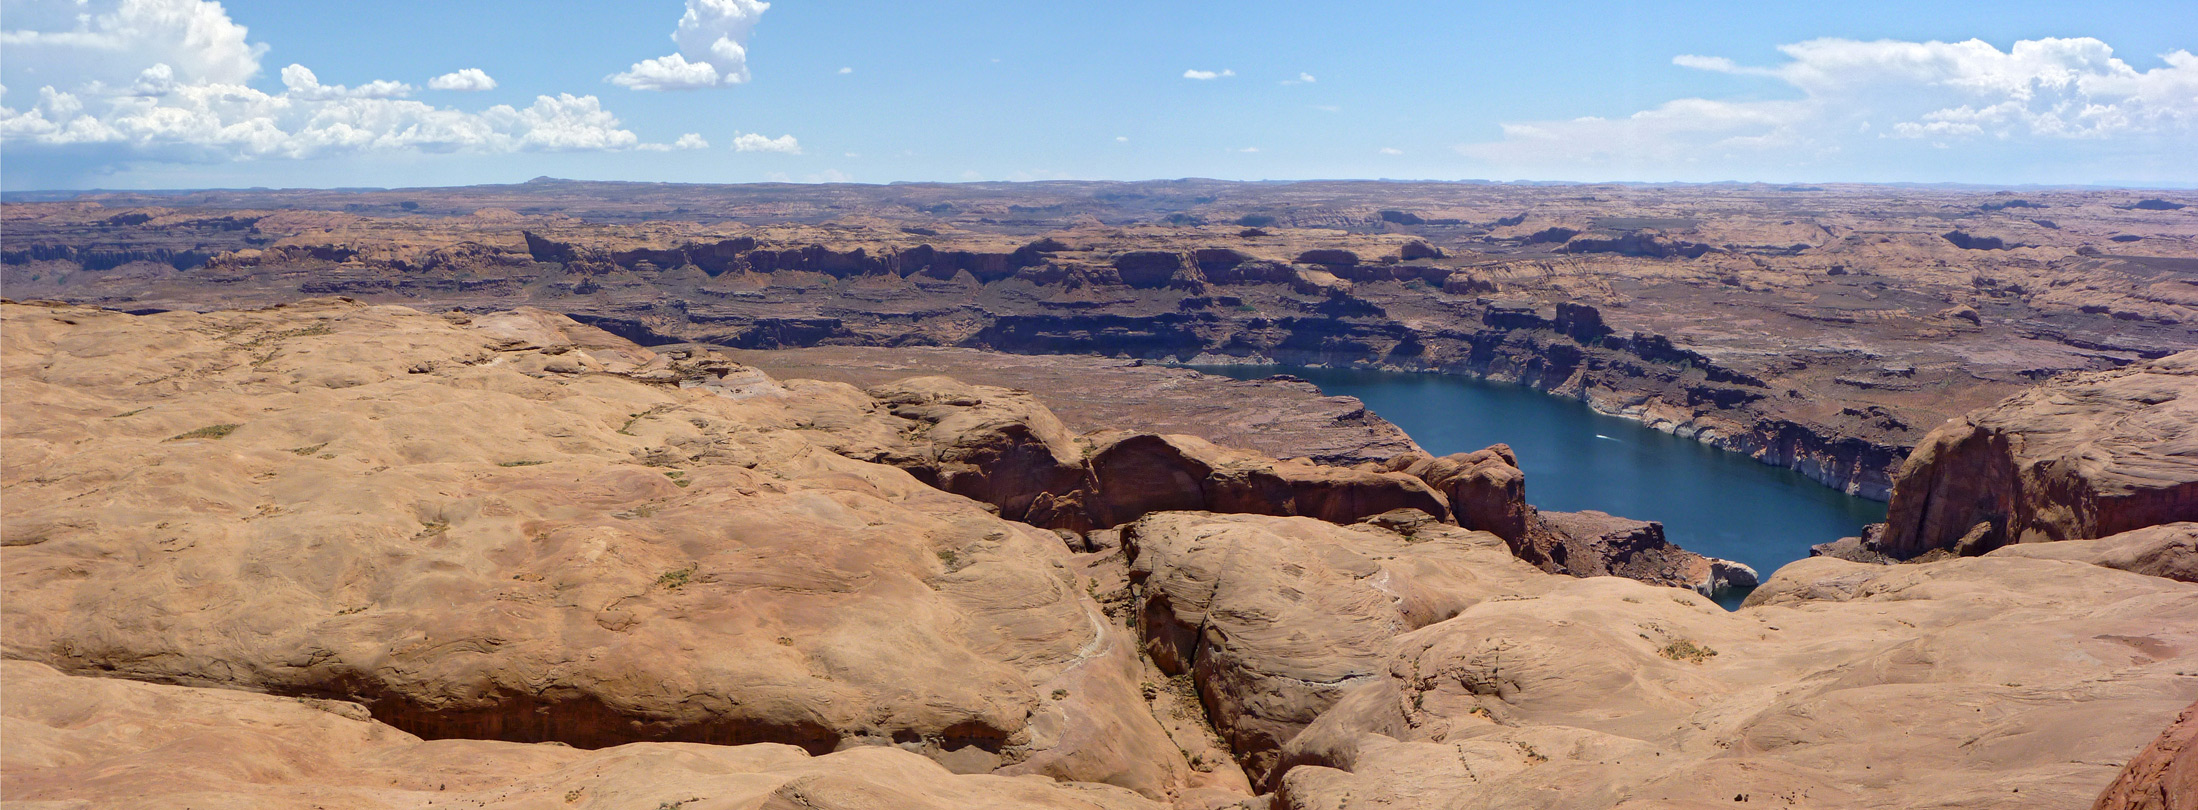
[1871,351,2198,559]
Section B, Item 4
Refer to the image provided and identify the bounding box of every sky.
[2,0,2195,190]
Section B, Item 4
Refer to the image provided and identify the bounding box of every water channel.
[1191,365,1890,607]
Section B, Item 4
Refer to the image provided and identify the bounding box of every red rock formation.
[1876,351,2198,559]
[2093,700,2198,810]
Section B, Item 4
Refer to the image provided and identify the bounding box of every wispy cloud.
[1282,72,1317,85]
[1183,68,1235,80]
[639,133,710,151]
[1458,37,2198,180]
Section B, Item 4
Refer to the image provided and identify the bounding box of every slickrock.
[11,297,2193,810]
[1248,529,2196,809]
[2093,699,2198,810]
[1121,512,1549,785]
[724,346,1423,466]
[1875,350,2198,559]
[1082,433,1448,531]
[849,375,1089,523]
[1989,522,2198,583]
[0,660,1164,810]
[1386,445,1533,545]
[0,300,1196,799]
[803,377,1451,534]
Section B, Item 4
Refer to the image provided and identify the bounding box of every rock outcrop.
[1989,522,2198,583]
[2093,699,2198,810]
[723,346,1423,466]
[1122,512,1546,785]
[0,659,1165,810]
[1082,433,1447,530]
[1875,351,2198,559]
[838,392,1738,595]
[1535,509,1759,594]
[1258,536,2196,809]
[0,300,1197,800]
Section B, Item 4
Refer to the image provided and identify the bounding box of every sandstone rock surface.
[1876,351,2198,558]
[1262,537,2197,809]
[1122,512,1548,785]
[2093,699,2198,810]
[723,345,1422,465]
[0,300,1195,799]
[0,659,1164,810]
[9,298,2193,810]
[1989,522,2198,583]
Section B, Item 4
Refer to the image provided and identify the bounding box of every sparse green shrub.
[1659,639,1718,663]
[168,423,240,441]
[657,565,697,590]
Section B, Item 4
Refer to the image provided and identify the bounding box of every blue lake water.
[1191,365,1888,605]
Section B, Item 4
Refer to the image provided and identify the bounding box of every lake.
[1190,365,1888,607]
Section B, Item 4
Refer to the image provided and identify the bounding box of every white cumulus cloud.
[1458,36,2198,182]
[610,0,770,90]
[1283,72,1316,84]
[1,0,265,87]
[730,131,800,153]
[1183,68,1235,80]
[428,68,497,92]
[0,0,663,176]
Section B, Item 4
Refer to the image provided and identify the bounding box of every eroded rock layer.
[0,659,1165,810]
[1873,351,2198,559]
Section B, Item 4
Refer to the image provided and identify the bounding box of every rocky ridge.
[1824,350,2198,560]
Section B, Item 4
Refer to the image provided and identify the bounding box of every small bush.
[657,565,697,590]
[498,460,547,467]
[168,423,240,441]
[1660,639,1718,663]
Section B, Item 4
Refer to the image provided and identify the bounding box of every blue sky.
[3,0,2194,190]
